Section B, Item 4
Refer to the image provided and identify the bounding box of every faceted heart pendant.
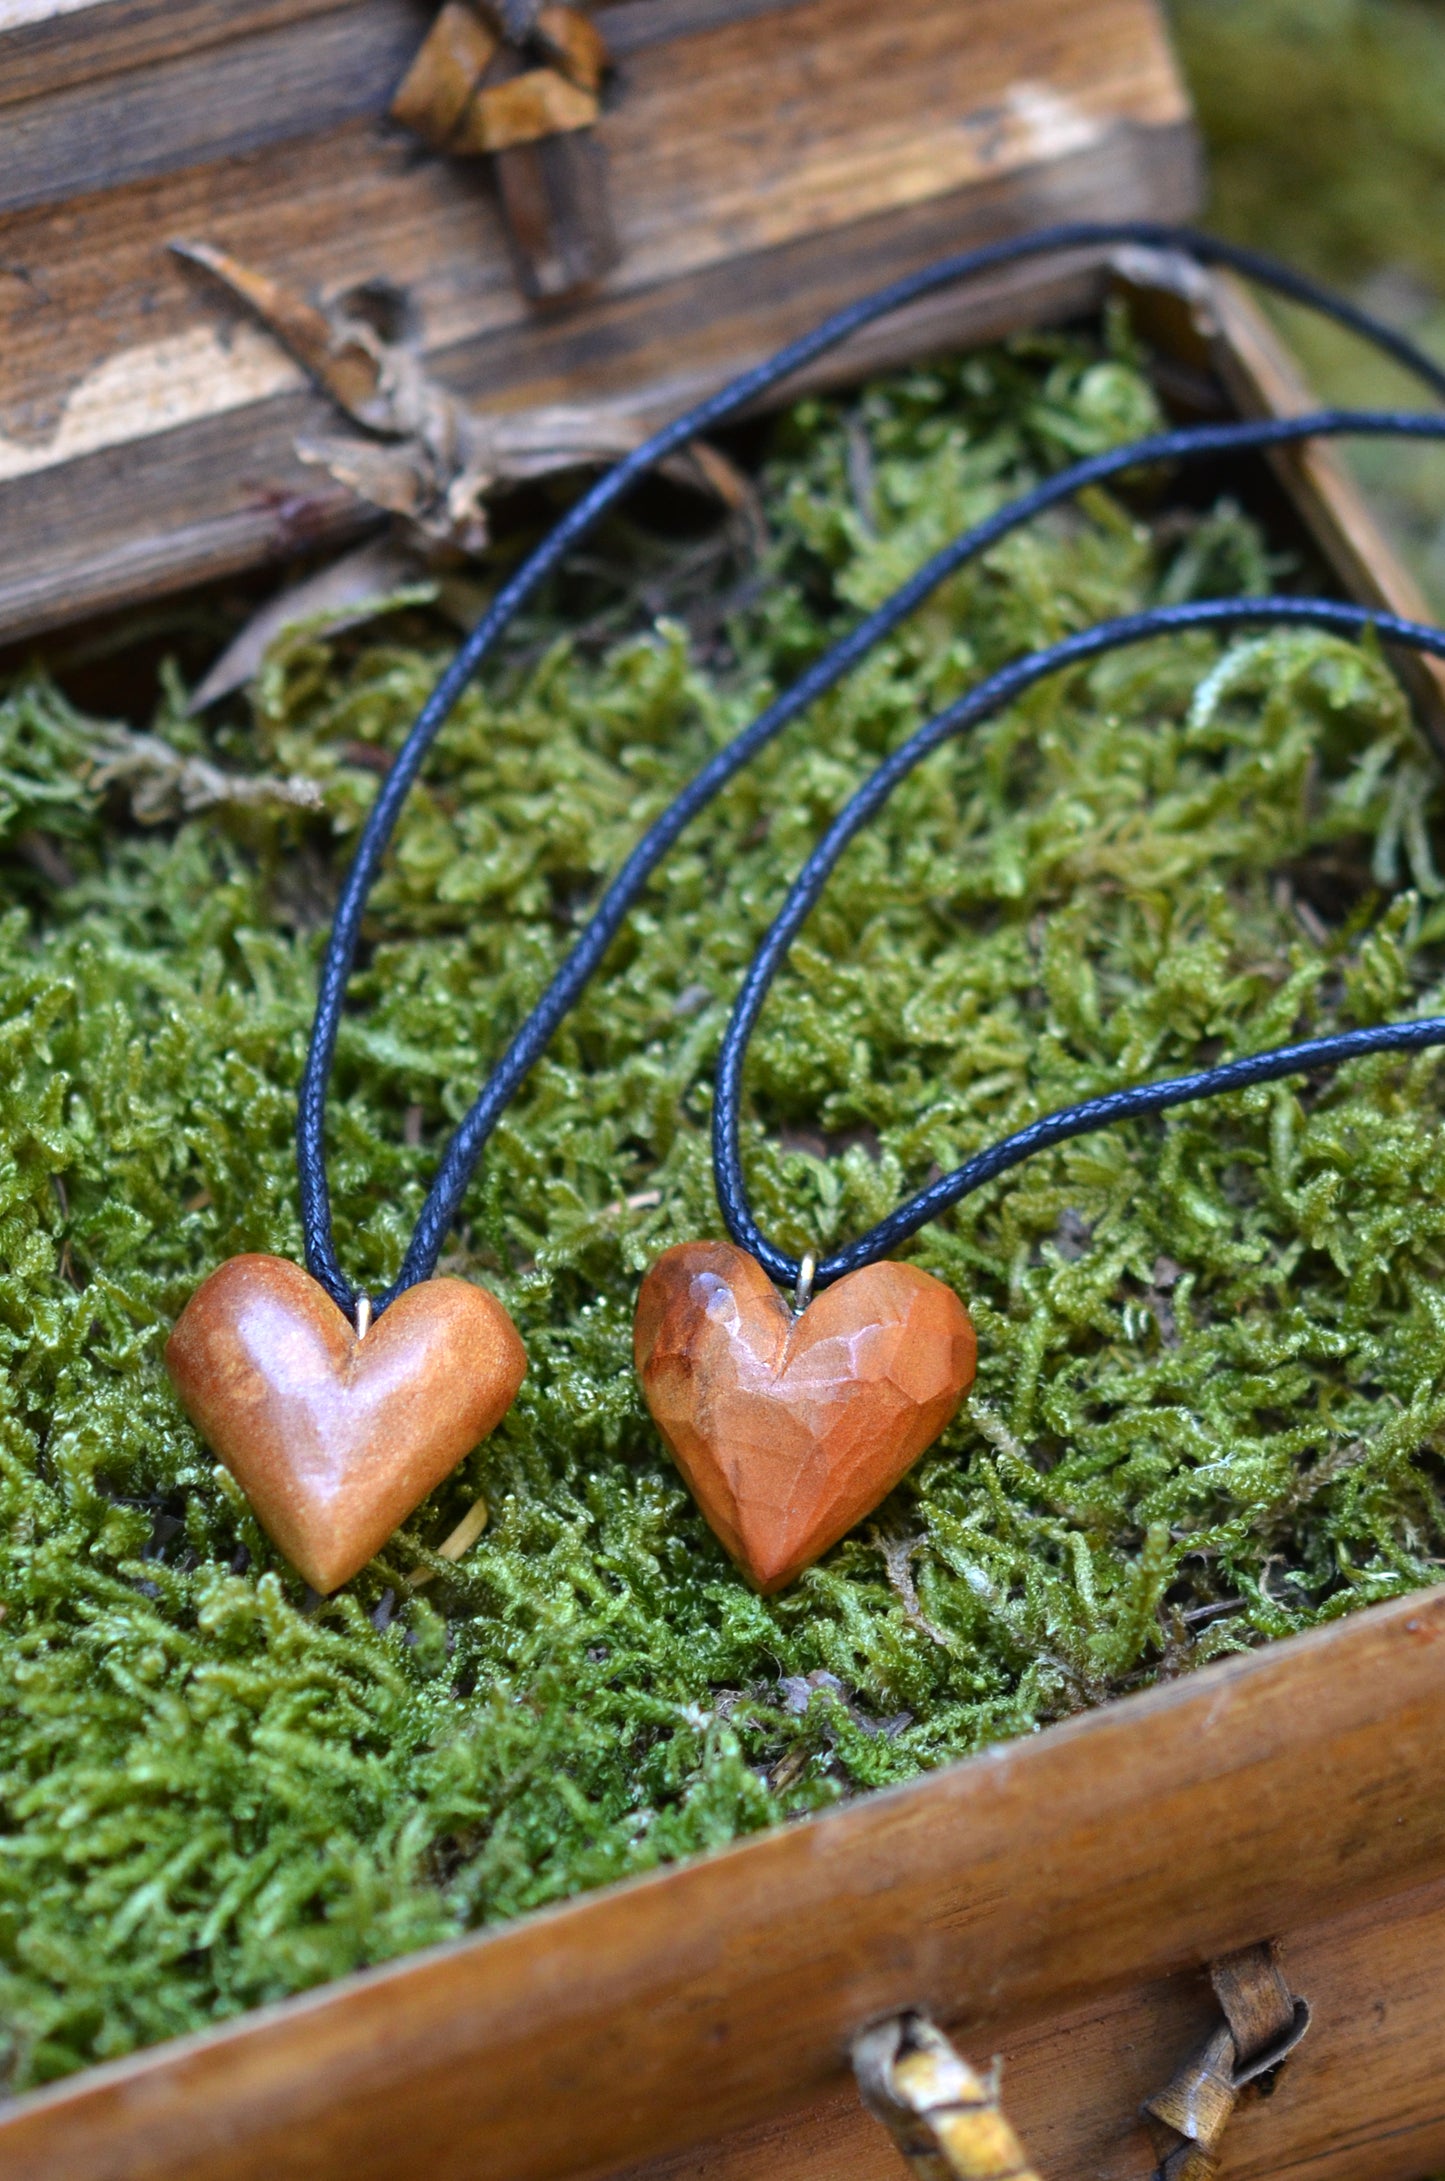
[166,1254,526,1593]
[634,1241,976,1592]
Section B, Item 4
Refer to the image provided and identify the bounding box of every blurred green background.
[1170,0,1445,607]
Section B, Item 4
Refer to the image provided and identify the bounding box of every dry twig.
[172,240,757,557]
[86,722,322,822]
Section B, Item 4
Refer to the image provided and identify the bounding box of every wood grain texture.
[608,1875,1445,2181]
[0,0,809,112]
[4,1585,1445,2181]
[635,1243,976,1591]
[0,0,1198,638]
[0,0,359,113]
[0,141,1193,639]
[0,10,421,213]
[165,1256,526,1594]
[601,0,814,56]
[0,0,1192,424]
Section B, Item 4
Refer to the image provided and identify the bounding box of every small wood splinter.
[854,2011,1042,2181]
[406,1496,491,1588]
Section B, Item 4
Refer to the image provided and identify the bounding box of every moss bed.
[5,320,1445,2091]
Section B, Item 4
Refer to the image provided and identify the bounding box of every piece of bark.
[172,238,390,427]
[855,2014,1045,2181]
[635,1241,976,1592]
[491,125,619,298]
[454,66,598,153]
[389,2,613,297]
[391,2,499,149]
[536,6,609,92]
[175,241,715,550]
[472,32,618,299]
[167,1254,526,1594]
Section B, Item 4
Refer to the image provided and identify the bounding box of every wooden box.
[3,6,1445,2180]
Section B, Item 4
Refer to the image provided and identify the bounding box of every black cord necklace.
[711,596,1445,1290]
[164,222,1445,1601]
[294,221,1445,1319]
[645,586,1445,1591]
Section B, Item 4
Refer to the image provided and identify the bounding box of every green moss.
[4,327,1445,2089]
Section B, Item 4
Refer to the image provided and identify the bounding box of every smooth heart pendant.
[166,1254,526,1593]
[634,1241,976,1593]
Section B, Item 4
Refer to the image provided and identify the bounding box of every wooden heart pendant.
[634,1241,976,1593]
[166,1254,526,1593]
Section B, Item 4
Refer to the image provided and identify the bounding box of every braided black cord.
[293,221,1445,1313]
[376,411,1445,1307]
[712,598,1445,1288]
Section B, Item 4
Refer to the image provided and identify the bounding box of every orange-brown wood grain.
[165,1256,526,1594]
[635,1243,976,1591]
[611,1876,1445,2181]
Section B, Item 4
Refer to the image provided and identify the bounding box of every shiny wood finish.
[4,1587,1445,2181]
[635,1243,976,1591]
[0,0,1199,640]
[165,1255,525,1592]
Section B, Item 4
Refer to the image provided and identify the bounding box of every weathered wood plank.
[0,0,1192,414]
[0,0,1197,639]
[0,0,809,114]
[0,9,421,213]
[0,0,352,112]
[603,0,815,56]
[2,1586,1445,2181]
[606,1875,1445,2181]
[0,0,820,203]
[0,153,1175,636]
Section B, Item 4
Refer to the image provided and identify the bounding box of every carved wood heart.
[166,1254,526,1593]
[634,1241,976,1593]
